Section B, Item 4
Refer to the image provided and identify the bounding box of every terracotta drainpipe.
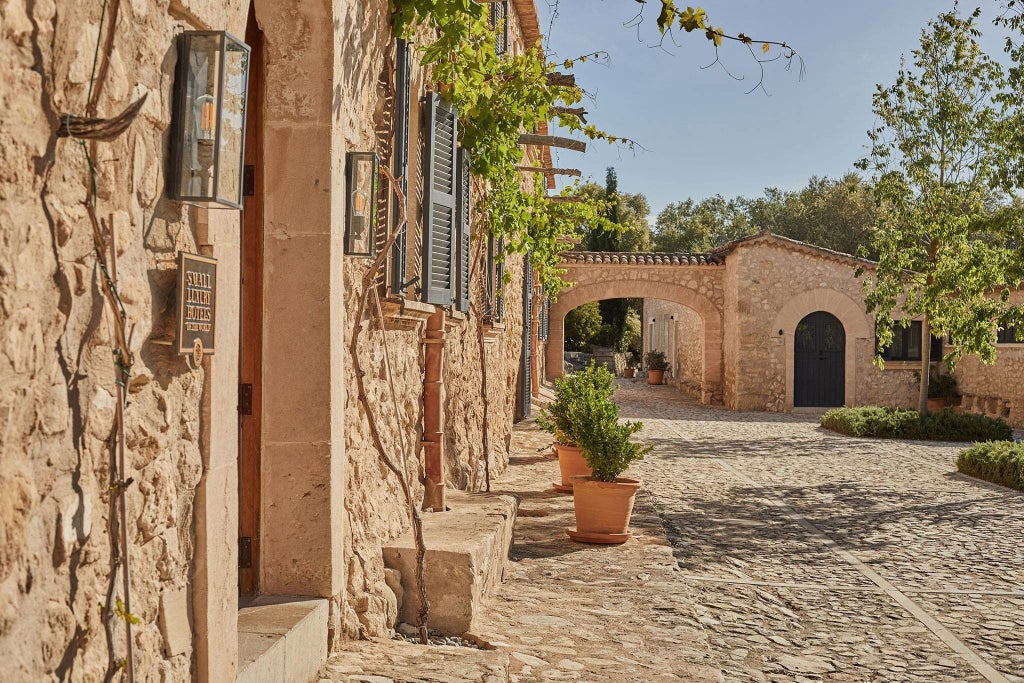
[422,309,446,511]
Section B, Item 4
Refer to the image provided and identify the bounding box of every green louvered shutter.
[422,93,458,305]
[455,148,472,312]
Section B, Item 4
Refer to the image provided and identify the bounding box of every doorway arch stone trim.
[772,288,870,410]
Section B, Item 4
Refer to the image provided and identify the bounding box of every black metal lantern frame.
[345,152,379,256]
[170,31,251,209]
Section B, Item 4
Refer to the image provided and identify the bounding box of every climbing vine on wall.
[393,1,617,295]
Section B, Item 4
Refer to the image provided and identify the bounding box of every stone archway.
[772,288,871,410]
[548,263,725,403]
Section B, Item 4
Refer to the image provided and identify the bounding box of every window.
[455,148,472,312]
[998,326,1022,343]
[390,38,412,294]
[878,321,945,361]
[489,1,509,57]
[422,92,458,305]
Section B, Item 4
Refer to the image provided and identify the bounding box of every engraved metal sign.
[176,252,217,357]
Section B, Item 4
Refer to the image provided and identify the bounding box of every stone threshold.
[238,595,329,683]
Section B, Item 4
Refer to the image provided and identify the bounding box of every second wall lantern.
[345,152,379,256]
[169,31,251,209]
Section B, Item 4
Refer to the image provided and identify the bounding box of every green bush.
[573,388,651,482]
[957,441,1024,491]
[820,406,1012,442]
[645,350,669,371]
[537,362,616,445]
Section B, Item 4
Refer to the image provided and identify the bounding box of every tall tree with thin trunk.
[856,7,1024,412]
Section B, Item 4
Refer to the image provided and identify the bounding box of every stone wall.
[1,0,538,678]
[723,236,919,412]
[642,299,705,400]
[953,292,1024,427]
[0,1,251,679]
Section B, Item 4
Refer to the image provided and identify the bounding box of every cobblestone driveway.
[621,381,1024,683]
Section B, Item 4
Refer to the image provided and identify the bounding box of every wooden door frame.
[238,3,264,596]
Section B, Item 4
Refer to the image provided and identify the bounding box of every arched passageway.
[547,253,726,404]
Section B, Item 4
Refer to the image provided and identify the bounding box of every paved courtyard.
[622,381,1024,682]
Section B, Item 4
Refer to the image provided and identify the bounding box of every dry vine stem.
[349,165,431,643]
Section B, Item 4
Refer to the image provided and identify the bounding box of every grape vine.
[394,0,618,294]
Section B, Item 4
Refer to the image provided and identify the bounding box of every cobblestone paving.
[621,380,1024,683]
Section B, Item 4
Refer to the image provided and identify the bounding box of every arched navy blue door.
[794,312,845,407]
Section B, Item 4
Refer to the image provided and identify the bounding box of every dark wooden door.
[794,312,845,408]
[238,3,263,596]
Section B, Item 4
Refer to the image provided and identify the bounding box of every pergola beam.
[518,134,586,153]
[516,166,582,177]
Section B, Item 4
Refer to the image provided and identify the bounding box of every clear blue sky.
[538,1,1012,217]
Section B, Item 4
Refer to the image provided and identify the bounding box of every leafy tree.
[651,195,749,251]
[854,7,1024,412]
[746,174,881,256]
[564,301,603,351]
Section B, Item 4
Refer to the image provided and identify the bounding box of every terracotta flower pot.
[567,476,641,544]
[553,444,591,493]
[623,368,636,378]
[926,397,948,412]
[647,369,665,385]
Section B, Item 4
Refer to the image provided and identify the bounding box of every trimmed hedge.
[820,406,1013,442]
[957,442,1024,491]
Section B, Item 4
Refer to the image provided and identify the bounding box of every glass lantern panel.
[217,37,250,206]
[178,34,223,200]
[348,155,376,254]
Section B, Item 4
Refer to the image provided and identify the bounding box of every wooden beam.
[516,166,582,177]
[549,106,588,123]
[546,72,576,87]
[518,134,586,153]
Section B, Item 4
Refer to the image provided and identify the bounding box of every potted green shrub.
[567,391,651,544]
[623,353,637,379]
[927,371,958,411]
[537,362,615,493]
[645,350,669,385]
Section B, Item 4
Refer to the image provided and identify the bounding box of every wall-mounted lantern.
[345,152,379,256]
[169,31,251,209]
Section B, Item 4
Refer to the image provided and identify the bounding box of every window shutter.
[490,1,509,56]
[495,235,505,323]
[390,38,412,294]
[456,148,472,312]
[518,256,534,419]
[422,92,458,305]
[539,291,550,340]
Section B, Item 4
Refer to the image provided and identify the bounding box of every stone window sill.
[445,309,467,329]
[483,321,506,342]
[381,297,436,330]
[880,361,922,371]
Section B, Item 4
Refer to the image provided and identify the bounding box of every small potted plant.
[623,353,637,379]
[537,362,615,493]
[927,371,958,411]
[567,391,651,544]
[645,350,669,385]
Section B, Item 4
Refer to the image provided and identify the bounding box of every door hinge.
[239,537,252,569]
[243,165,255,197]
[238,383,253,415]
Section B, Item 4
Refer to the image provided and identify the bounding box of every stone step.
[382,490,517,635]
[238,596,329,683]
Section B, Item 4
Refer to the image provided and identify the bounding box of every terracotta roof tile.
[560,251,724,266]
